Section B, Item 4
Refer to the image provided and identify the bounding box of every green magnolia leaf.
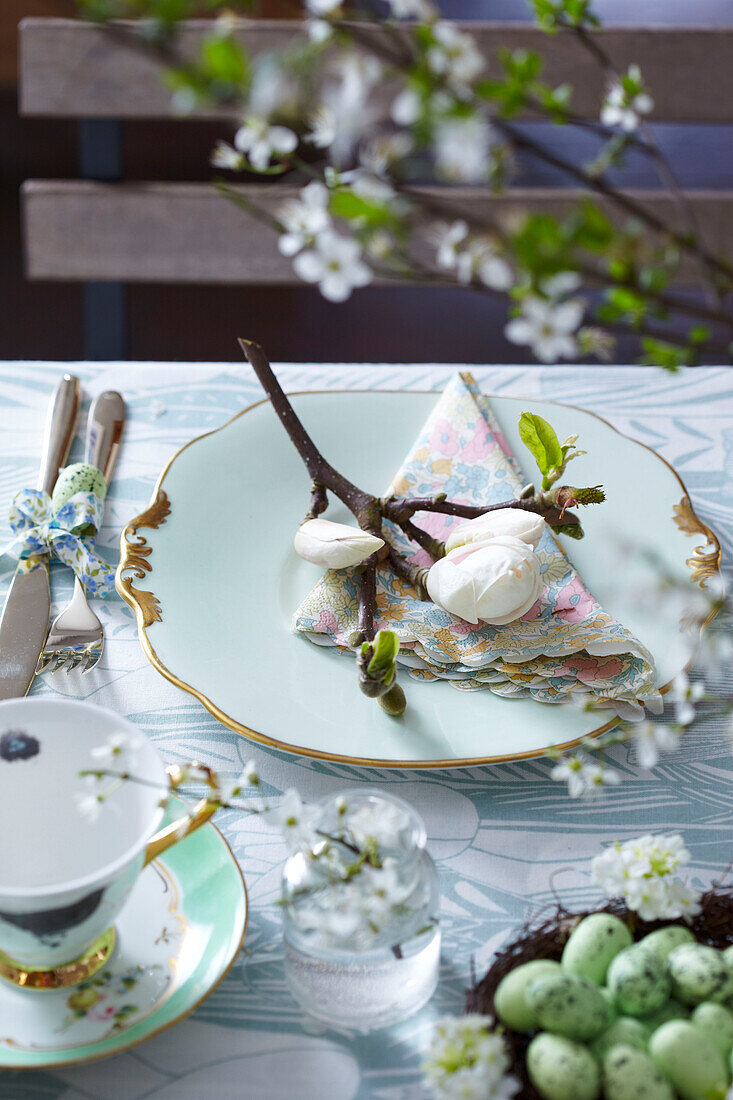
[518,412,564,480]
[367,629,400,680]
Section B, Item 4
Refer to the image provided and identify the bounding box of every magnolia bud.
[294,518,384,569]
[426,535,542,626]
[444,509,545,554]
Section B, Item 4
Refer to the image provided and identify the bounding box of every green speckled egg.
[691,1001,733,1059]
[639,925,696,962]
[51,462,106,513]
[645,999,689,1029]
[607,946,671,1018]
[650,1020,728,1100]
[526,1033,600,1100]
[600,985,619,1022]
[561,913,633,985]
[494,959,561,1032]
[590,1016,651,1061]
[602,1044,675,1100]
[526,971,610,1041]
[668,944,733,1006]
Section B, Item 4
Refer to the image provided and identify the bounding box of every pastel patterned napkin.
[293,374,660,718]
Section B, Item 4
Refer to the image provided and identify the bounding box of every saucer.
[0,803,247,1068]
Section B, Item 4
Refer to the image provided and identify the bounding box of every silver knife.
[0,375,81,698]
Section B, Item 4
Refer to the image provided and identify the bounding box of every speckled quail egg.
[526,971,610,1041]
[590,1016,651,1061]
[691,1000,733,1059]
[51,462,107,513]
[649,1019,729,1100]
[607,945,671,1018]
[668,943,733,1006]
[639,925,697,962]
[602,1044,675,1100]
[494,959,561,1032]
[561,913,633,985]
[526,1032,601,1100]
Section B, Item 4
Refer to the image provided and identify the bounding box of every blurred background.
[3,0,732,363]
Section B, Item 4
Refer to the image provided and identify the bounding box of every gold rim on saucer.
[0,927,115,991]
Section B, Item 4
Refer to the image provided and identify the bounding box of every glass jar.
[281,787,440,1031]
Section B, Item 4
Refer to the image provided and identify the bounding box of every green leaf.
[366,629,400,682]
[201,34,248,85]
[518,412,564,480]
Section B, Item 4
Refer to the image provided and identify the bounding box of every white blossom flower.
[541,270,582,300]
[423,1016,520,1100]
[277,182,331,257]
[391,86,422,125]
[434,116,493,182]
[427,535,543,626]
[434,221,510,287]
[304,106,337,149]
[592,833,702,921]
[90,731,141,769]
[346,799,411,850]
[668,671,705,725]
[305,0,341,13]
[601,67,653,133]
[74,775,105,823]
[446,510,545,553]
[633,720,681,769]
[217,761,259,803]
[426,23,484,90]
[551,753,621,798]
[261,788,322,853]
[359,132,413,177]
[294,517,384,568]
[307,18,334,42]
[210,140,245,171]
[233,117,297,171]
[293,230,373,301]
[319,55,382,165]
[434,220,469,269]
[505,296,584,363]
[386,0,436,18]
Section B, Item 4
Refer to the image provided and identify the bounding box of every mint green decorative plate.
[117,391,720,768]
[0,806,247,1068]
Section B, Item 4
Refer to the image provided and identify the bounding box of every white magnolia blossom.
[426,22,484,90]
[667,671,705,725]
[233,116,298,171]
[427,535,542,626]
[210,140,245,171]
[445,510,545,554]
[261,788,323,853]
[434,115,493,182]
[277,182,331,257]
[294,517,384,568]
[633,720,681,769]
[293,230,373,301]
[591,833,702,921]
[601,67,653,132]
[90,731,141,769]
[423,1016,520,1100]
[551,753,622,799]
[505,296,584,363]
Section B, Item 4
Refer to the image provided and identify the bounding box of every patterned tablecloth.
[0,361,731,1100]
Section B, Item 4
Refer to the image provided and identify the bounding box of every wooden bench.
[18,17,733,356]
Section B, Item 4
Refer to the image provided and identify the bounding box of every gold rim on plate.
[116,389,722,770]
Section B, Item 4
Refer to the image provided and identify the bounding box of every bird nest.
[465,887,733,1100]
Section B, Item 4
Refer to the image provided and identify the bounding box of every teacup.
[0,697,220,990]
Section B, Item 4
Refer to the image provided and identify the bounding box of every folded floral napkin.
[293,374,660,718]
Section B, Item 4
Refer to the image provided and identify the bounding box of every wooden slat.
[19,18,733,122]
[22,179,733,285]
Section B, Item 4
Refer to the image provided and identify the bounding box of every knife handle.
[37,375,81,494]
[85,391,126,485]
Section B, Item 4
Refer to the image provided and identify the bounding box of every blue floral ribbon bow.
[1,489,115,595]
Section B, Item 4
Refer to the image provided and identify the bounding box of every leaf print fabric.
[293,374,660,718]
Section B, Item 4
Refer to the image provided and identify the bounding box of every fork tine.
[65,652,83,674]
[82,647,101,673]
[36,652,52,674]
[49,651,69,674]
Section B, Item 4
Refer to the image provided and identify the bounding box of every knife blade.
[0,375,81,698]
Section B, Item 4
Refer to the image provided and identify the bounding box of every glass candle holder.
[281,787,440,1031]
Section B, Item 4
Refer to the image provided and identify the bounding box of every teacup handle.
[144,763,220,866]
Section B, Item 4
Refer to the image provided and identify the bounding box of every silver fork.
[38,392,126,675]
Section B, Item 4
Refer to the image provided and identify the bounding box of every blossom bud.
[444,509,545,554]
[426,535,542,626]
[294,518,384,569]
